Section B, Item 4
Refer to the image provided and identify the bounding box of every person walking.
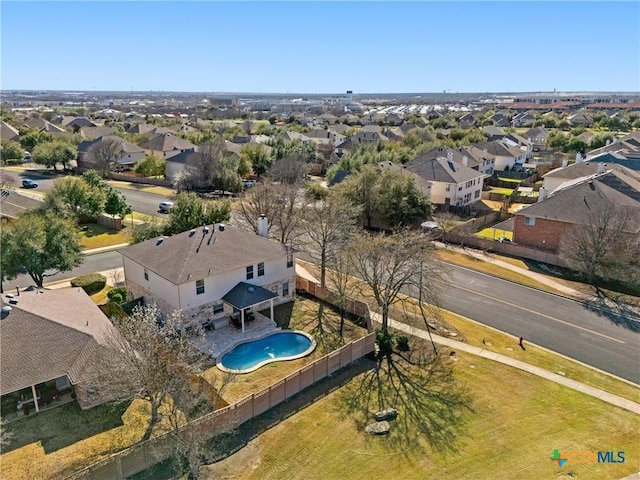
[518,336,524,348]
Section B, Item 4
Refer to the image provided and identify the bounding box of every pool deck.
[191,312,281,361]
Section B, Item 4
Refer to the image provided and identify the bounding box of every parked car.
[22,179,38,189]
[159,201,174,213]
[242,179,257,188]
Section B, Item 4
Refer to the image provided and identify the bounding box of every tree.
[134,154,166,177]
[326,249,358,336]
[376,170,431,227]
[236,181,306,246]
[559,203,640,285]
[165,192,231,235]
[240,143,272,178]
[82,169,106,190]
[42,176,106,222]
[19,128,51,151]
[346,230,447,348]
[97,303,212,441]
[302,191,359,288]
[267,154,308,186]
[336,164,380,229]
[89,137,124,176]
[0,140,23,163]
[104,187,132,218]
[31,140,77,171]
[1,213,82,287]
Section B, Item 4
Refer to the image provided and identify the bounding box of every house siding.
[512,215,569,251]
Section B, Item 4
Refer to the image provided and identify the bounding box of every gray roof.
[222,282,278,309]
[0,287,117,395]
[1,121,20,141]
[140,132,197,152]
[544,161,635,181]
[404,156,483,184]
[515,178,640,232]
[474,140,523,158]
[119,224,289,285]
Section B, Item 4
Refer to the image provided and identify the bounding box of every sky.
[1,1,639,94]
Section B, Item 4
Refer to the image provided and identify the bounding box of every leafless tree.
[241,119,254,137]
[432,212,460,244]
[268,154,308,186]
[89,137,124,176]
[95,303,213,441]
[560,203,640,285]
[185,140,225,188]
[302,191,360,288]
[326,249,358,336]
[236,180,307,246]
[346,230,448,339]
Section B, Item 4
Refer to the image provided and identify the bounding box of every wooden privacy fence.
[109,172,173,187]
[66,334,376,479]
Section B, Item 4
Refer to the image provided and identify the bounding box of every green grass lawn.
[200,352,639,480]
[498,177,523,184]
[476,227,513,241]
[78,223,132,250]
[489,187,514,195]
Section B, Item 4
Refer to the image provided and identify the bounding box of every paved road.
[441,264,640,384]
[1,168,171,218]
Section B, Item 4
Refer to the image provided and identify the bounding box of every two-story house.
[118,221,296,332]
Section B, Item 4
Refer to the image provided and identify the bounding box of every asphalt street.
[441,265,640,384]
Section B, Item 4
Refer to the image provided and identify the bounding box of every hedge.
[71,273,107,295]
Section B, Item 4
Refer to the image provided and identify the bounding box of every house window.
[445,185,451,192]
[246,265,254,280]
[213,303,224,314]
[287,253,293,268]
[524,216,536,226]
[196,279,205,295]
[144,269,149,281]
[283,282,289,297]
[271,285,278,295]
[258,262,265,277]
[474,190,480,199]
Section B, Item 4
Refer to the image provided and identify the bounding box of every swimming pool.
[218,331,316,374]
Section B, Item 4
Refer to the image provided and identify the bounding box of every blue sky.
[2,1,639,93]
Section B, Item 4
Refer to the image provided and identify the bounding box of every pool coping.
[216,330,317,374]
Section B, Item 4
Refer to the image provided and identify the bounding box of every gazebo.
[221,282,279,332]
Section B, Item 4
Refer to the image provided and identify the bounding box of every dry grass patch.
[106,180,175,197]
[78,223,132,250]
[202,353,639,480]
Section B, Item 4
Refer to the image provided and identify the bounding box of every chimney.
[597,162,606,174]
[575,152,583,163]
[538,186,547,202]
[15,286,20,296]
[562,158,568,167]
[462,155,468,167]
[447,151,453,163]
[258,214,268,238]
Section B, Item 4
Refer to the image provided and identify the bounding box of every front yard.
[78,223,132,250]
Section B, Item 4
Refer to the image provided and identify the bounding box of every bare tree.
[302,191,360,288]
[89,137,124,176]
[326,249,358,336]
[185,140,225,188]
[236,180,307,246]
[96,303,212,441]
[268,154,308,186]
[432,212,460,244]
[560,203,640,285]
[241,119,254,137]
[346,230,447,354]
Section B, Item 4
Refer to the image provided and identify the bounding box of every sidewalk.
[370,312,640,415]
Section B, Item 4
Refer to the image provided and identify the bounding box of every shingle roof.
[119,224,289,285]
[404,156,483,184]
[515,178,640,232]
[222,282,278,309]
[474,140,523,158]
[140,132,197,152]
[1,121,20,141]
[0,287,118,395]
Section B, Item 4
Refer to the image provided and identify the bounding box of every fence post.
[116,455,123,480]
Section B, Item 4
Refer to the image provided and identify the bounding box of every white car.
[159,201,174,213]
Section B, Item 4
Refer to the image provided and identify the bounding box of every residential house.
[1,121,20,142]
[79,126,118,140]
[576,131,595,146]
[524,126,550,151]
[567,111,594,127]
[483,125,506,140]
[542,161,638,194]
[0,189,43,223]
[378,161,432,198]
[22,118,66,134]
[416,146,495,176]
[118,222,296,332]
[512,172,640,252]
[139,132,198,159]
[511,111,536,127]
[77,135,146,171]
[488,113,511,128]
[458,113,477,129]
[474,139,527,171]
[0,287,122,412]
[403,152,485,207]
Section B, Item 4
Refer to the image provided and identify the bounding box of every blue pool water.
[219,332,315,373]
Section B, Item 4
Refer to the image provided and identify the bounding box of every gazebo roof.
[222,282,278,310]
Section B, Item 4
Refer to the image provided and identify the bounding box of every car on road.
[159,201,174,213]
[22,179,38,189]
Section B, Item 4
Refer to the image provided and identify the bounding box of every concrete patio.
[190,311,280,361]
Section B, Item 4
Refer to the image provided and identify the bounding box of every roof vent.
[203,226,209,234]
[156,237,164,245]
[189,229,196,236]
[247,286,255,293]
[8,299,18,305]
[1,305,12,316]
[5,294,14,299]
[218,224,225,232]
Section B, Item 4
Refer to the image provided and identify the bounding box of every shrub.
[305,182,328,200]
[107,287,128,304]
[376,328,394,358]
[396,335,410,351]
[71,273,107,295]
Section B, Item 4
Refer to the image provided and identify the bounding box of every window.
[213,303,224,314]
[474,189,480,199]
[246,265,254,280]
[283,281,289,297]
[258,262,265,277]
[287,253,294,268]
[524,216,536,226]
[445,184,451,192]
[144,269,149,281]
[196,279,205,295]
